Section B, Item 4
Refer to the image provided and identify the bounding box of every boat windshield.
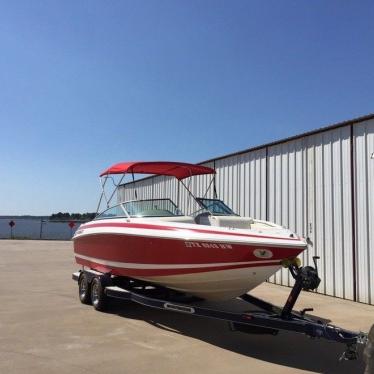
[122,199,183,217]
[95,204,128,220]
[196,198,238,216]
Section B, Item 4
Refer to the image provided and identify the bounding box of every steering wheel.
[194,211,212,224]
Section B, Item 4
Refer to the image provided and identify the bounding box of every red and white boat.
[73,161,307,300]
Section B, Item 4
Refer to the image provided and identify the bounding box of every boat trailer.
[73,261,370,363]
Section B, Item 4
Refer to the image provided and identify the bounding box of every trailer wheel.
[78,273,91,304]
[91,277,107,311]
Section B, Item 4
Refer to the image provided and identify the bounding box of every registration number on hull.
[184,242,233,249]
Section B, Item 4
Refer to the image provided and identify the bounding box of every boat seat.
[208,215,254,229]
[147,216,196,224]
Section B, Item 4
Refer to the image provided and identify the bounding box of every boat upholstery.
[208,215,254,229]
[147,216,196,224]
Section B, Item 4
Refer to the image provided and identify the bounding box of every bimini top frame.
[96,161,216,214]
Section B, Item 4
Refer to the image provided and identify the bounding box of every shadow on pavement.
[103,298,365,374]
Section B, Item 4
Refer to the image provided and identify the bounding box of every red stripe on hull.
[75,257,280,276]
[82,221,302,241]
[74,233,304,266]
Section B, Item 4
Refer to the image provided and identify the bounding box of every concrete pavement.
[0,240,373,373]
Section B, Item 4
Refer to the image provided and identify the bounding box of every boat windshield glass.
[122,199,183,217]
[196,198,237,216]
[95,204,128,220]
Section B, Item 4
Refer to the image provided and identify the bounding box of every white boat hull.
[73,218,306,300]
[136,265,281,300]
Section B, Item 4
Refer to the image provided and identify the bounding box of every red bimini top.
[100,161,215,180]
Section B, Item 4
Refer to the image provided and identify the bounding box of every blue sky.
[1,1,374,215]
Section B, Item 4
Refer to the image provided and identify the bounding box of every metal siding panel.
[267,147,277,284]
[303,126,353,300]
[281,145,290,286]
[238,154,247,217]
[338,127,354,300]
[180,178,187,213]
[332,133,342,298]
[181,177,190,214]
[249,153,256,217]
[288,146,296,232]
[297,141,307,283]
[354,119,374,304]
[244,154,251,217]
[323,132,334,296]
[118,185,125,202]
[329,129,353,300]
[233,158,239,213]
[215,159,224,204]
[306,136,317,271]
[209,152,267,220]
[275,146,283,285]
[296,140,306,241]
[267,144,282,285]
[369,128,374,305]
[301,144,309,271]
[286,143,295,287]
[199,161,215,201]
[314,133,327,294]
[342,134,354,300]
[224,160,230,208]
[254,154,259,217]
[260,155,267,220]
[268,138,312,288]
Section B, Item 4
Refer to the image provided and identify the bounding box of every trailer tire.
[78,273,91,305]
[91,277,107,311]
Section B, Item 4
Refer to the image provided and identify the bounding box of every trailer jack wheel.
[78,273,91,305]
[91,277,107,311]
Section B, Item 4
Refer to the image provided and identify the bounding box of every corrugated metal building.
[119,114,374,305]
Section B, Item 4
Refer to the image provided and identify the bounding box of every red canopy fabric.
[100,161,215,180]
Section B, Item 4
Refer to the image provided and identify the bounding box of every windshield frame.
[95,198,184,219]
[122,198,183,218]
[195,197,238,216]
[94,203,130,220]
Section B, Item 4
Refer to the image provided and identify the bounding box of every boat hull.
[73,219,306,300]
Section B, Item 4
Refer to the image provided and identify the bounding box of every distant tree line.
[49,212,96,221]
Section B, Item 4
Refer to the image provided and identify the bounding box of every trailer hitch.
[340,343,359,361]
[340,332,369,361]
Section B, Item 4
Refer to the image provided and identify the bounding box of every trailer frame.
[72,268,368,361]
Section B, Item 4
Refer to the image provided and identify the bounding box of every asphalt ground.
[0,240,373,374]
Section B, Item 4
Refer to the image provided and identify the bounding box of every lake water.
[0,218,81,240]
